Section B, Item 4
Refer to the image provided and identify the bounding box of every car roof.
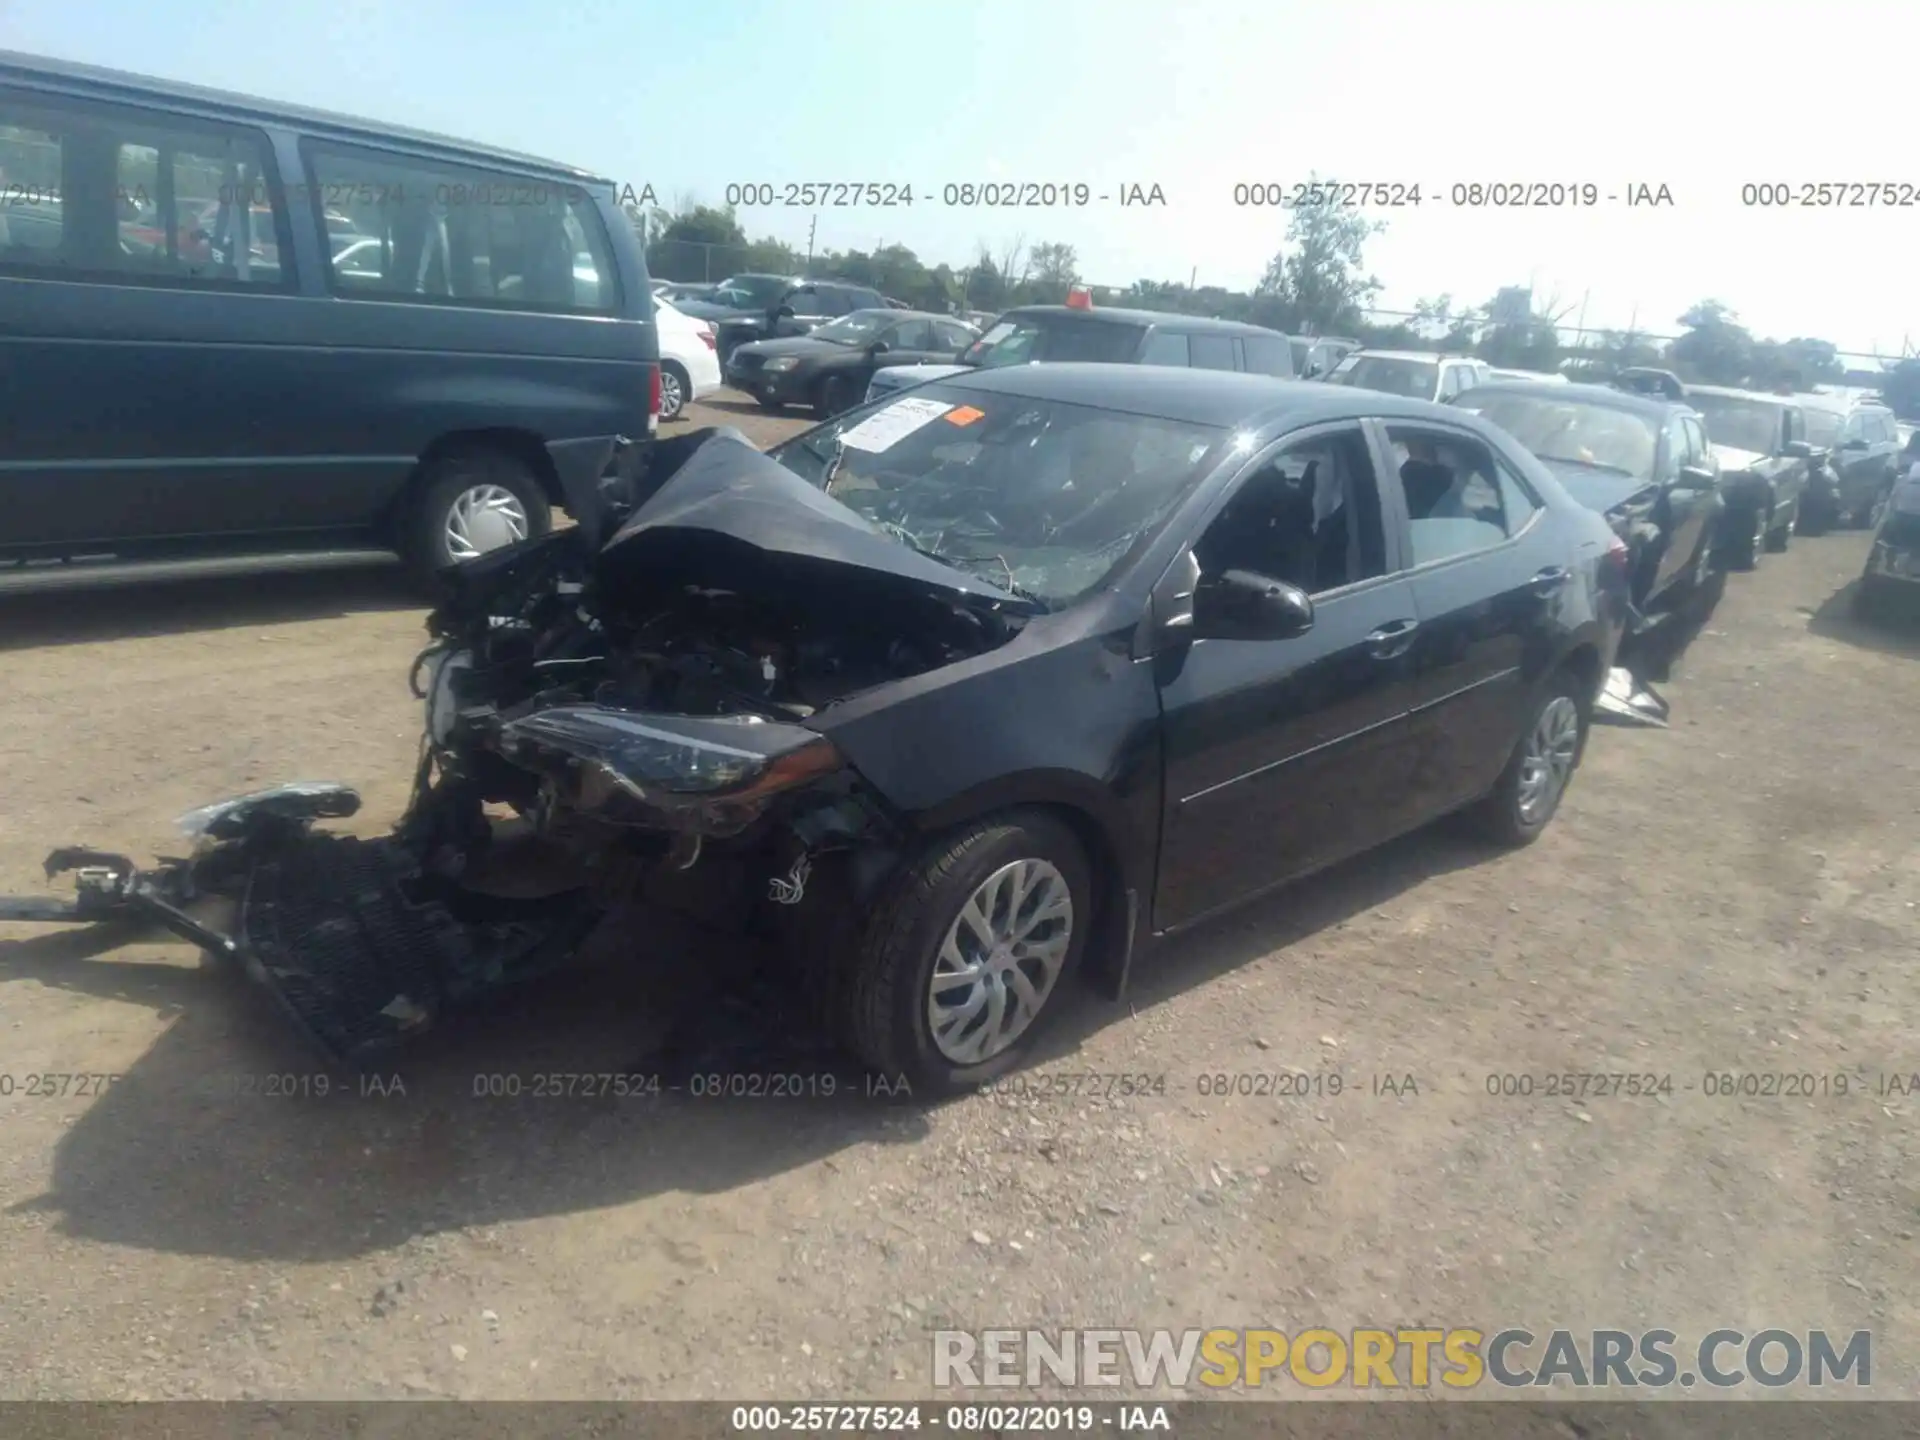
[1792,389,1889,413]
[1683,383,1797,404]
[848,308,951,322]
[0,49,603,179]
[1465,379,1684,420]
[999,305,1282,338]
[1347,350,1476,364]
[936,361,1475,429]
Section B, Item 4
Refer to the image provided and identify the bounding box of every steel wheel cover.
[444,483,529,561]
[926,858,1074,1066]
[1515,695,1580,825]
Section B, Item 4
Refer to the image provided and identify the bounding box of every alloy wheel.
[926,858,1074,1066]
[443,483,530,562]
[659,368,685,420]
[1515,695,1580,825]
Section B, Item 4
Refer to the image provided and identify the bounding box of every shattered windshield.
[1455,393,1659,480]
[1687,393,1781,456]
[771,385,1227,608]
[809,311,894,345]
[713,275,791,309]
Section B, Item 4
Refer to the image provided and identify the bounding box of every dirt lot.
[2,393,1918,1401]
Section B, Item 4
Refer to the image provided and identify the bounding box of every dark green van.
[0,50,659,590]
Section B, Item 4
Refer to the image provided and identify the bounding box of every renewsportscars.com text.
[933,1327,1871,1390]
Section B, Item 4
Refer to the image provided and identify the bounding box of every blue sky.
[5,0,1916,357]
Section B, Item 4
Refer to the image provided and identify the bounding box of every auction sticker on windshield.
[839,396,955,452]
[944,405,986,426]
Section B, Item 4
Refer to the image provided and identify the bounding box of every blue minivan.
[0,50,659,590]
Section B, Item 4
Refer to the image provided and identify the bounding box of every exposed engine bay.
[0,428,1035,1065]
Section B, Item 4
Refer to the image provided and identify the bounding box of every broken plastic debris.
[1593,666,1671,728]
[379,994,431,1027]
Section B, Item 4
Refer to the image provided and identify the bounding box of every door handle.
[1365,618,1419,659]
[1530,565,1571,593]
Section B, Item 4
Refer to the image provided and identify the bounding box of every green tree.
[1667,300,1754,385]
[1256,181,1385,335]
[1882,358,1920,420]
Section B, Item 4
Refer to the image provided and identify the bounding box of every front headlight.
[496,706,845,834]
[762,356,801,372]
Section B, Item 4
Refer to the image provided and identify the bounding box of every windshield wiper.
[1538,454,1639,478]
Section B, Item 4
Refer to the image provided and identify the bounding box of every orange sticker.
[944,405,986,426]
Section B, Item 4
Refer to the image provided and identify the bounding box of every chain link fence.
[640,239,1909,373]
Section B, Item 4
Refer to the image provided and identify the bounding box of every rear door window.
[304,141,617,314]
[1242,333,1294,377]
[1140,329,1190,367]
[1188,333,1236,371]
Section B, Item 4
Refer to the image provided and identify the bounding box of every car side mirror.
[1784,440,1815,460]
[1843,437,1869,451]
[869,340,890,355]
[774,304,796,320]
[1678,463,1716,486]
[1192,569,1315,641]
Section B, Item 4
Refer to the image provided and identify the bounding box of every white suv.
[1327,350,1489,402]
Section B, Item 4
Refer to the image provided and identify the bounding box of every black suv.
[1796,394,1901,532]
[676,274,892,362]
[1680,385,1816,568]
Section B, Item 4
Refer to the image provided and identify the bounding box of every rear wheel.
[406,449,551,577]
[658,361,690,422]
[1466,673,1587,847]
[837,810,1092,1095]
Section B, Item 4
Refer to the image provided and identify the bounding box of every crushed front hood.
[597,430,1028,611]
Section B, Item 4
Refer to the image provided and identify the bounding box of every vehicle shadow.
[3,818,1494,1263]
[0,566,422,652]
[1619,569,1728,683]
[1806,578,1920,659]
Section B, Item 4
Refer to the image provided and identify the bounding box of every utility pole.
[805,214,817,272]
[1188,265,1197,291]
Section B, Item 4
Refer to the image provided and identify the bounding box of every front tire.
[816,373,857,418]
[1728,505,1766,571]
[1765,501,1794,552]
[838,810,1093,1095]
[406,449,552,577]
[1467,673,1588,847]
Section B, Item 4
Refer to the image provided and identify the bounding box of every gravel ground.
[1,393,1916,1400]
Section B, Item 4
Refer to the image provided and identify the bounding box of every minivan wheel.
[658,362,690,422]
[839,810,1092,1095]
[409,450,552,575]
[1467,674,1587,847]
[1765,504,1794,552]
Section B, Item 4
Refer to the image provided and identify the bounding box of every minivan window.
[304,142,617,314]
[1243,333,1294,378]
[1188,333,1236,371]
[1803,409,1844,448]
[1,93,288,288]
[1140,330,1190,367]
[1688,393,1781,456]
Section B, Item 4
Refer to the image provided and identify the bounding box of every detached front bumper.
[0,784,601,1066]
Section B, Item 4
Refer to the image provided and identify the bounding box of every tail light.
[697,324,716,351]
[1065,284,1093,310]
[1602,533,1631,585]
[648,364,662,418]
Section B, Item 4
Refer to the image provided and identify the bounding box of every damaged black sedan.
[1,366,1625,1093]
